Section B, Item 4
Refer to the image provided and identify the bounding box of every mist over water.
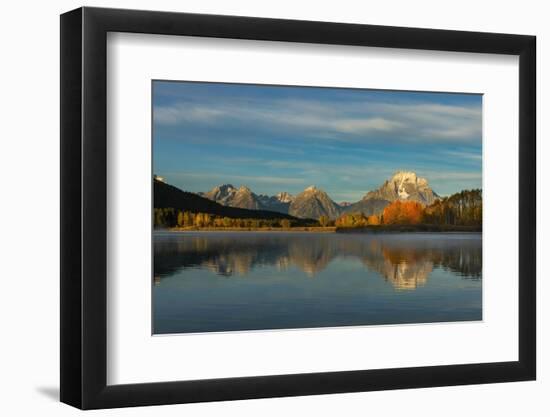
[153,232,482,334]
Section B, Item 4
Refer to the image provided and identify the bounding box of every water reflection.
[154,232,482,333]
[154,232,481,290]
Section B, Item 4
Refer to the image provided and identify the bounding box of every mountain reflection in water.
[153,232,482,333]
[154,232,481,291]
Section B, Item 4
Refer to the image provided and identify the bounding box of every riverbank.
[336,224,482,233]
[158,224,481,233]
[165,226,337,232]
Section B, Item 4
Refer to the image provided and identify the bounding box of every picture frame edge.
[60,6,537,410]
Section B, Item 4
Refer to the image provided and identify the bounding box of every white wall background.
[0,0,546,415]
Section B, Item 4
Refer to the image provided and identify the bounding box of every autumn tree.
[183,211,193,227]
[280,219,291,228]
[318,215,330,227]
[335,212,368,228]
[383,201,423,225]
[177,211,184,227]
[194,212,204,227]
[367,215,380,225]
[154,208,165,228]
[423,189,482,226]
[152,209,317,230]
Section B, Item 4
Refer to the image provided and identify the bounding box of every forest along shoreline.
[160,224,481,233]
[153,176,482,234]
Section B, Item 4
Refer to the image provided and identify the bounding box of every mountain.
[289,186,341,220]
[275,192,294,203]
[344,171,439,216]
[365,171,438,205]
[256,194,293,214]
[190,170,438,219]
[202,184,293,214]
[343,198,392,217]
[226,186,260,210]
[202,184,262,210]
[155,179,299,220]
[201,184,237,205]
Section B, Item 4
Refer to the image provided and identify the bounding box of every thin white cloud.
[154,106,224,124]
[153,95,482,144]
[164,171,305,186]
[419,171,482,181]
[441,150,483,161]
[332,117,404,133]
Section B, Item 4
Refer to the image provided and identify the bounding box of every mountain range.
[154,179,306,222]
[199,184,292,214]
[195,171,439,220]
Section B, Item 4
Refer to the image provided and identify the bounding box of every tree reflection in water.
[154,232,481,291]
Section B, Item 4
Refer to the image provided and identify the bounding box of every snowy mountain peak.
[391,171,418,183]
[204,184,236,201]
[203,184,292,214]
[361,171,438,206]
[237,185,252,193]
[275,192,294,203]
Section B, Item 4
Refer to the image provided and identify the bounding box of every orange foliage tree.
[382,201,424,225]
[367,215,380,225]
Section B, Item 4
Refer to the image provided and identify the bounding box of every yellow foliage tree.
[318,215,330,227]
[280,219,291,228]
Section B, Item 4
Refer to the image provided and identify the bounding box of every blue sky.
[153,81,482,202]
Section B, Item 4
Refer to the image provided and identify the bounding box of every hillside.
[154,179,299,220]
[343,198,390,217]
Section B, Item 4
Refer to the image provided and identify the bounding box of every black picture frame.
[60,6,536,410]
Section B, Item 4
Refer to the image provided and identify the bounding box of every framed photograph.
[60,7,536,409]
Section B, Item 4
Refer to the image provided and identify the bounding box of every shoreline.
[162,226,336,233]
[155,225,481,233]
[337,225,482,233]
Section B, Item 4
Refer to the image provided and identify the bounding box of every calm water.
[153,232,482,334]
